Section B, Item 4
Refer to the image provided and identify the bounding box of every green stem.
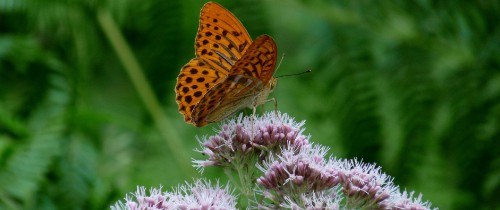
[0,191,20,210]
[225,160,255,207]
[96,9,194,177]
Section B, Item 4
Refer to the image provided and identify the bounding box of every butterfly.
[175,1,278,127]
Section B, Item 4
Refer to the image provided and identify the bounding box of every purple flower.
[281,190,342,210]
[256,144,340,203]
[111,179,236,210]
[255,144,437,210]
[336,159,397,209]
[381,190,437,210]
[111,186,170,210]
[194,112,309,170]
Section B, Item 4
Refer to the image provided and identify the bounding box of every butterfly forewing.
[196,2,252,73]
[176,2,252,125]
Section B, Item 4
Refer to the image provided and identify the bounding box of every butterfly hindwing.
[191,75,263,126]
[190,35,278,126]
[229,35,278,84]
[176,58,225,123]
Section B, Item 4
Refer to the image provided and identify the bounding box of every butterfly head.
[269,78,278,91]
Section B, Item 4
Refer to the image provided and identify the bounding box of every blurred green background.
[1,0,499,209]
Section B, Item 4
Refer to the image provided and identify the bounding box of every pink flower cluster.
[112,180,236,210]
[194,112,437,210]
[114,112,437,210]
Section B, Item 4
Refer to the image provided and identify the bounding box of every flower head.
[381,190,437,210]
[111,179,236,210]
[256,144,340,200]
[194,112,309,169]
[281,189,342,210]
[336,159,397,209]
[256,147,411,209]
[112,186,171,210]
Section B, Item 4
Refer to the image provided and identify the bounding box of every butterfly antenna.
[276,69,312,78]
[275,53,285,71]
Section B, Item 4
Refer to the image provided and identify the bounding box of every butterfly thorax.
[253,78,277,107]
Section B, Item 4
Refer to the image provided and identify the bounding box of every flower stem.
[96,9,194,177]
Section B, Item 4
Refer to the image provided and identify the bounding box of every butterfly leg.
[261,97,284,128]
[251,105,257,141]
[272,97,282,125]
[270,97,287,141]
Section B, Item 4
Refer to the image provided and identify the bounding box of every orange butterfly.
[175,2,278,127]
